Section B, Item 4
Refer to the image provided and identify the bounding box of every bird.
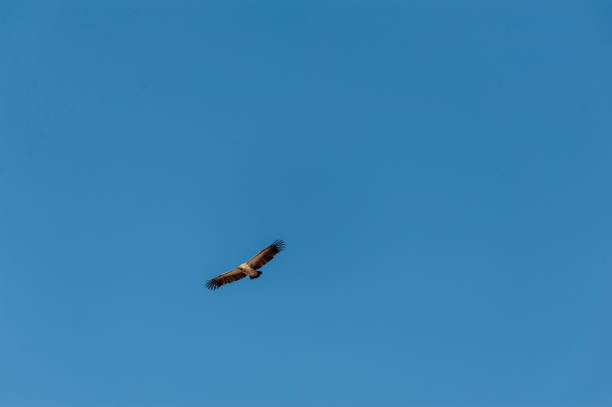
[205,240,285,290]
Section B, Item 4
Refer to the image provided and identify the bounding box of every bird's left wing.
[205,268,246,290]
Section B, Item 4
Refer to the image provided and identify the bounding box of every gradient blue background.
[1,2,611,406]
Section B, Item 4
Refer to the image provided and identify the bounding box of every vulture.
[205,240,285,290]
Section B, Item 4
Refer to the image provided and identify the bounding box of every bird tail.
[250,271,262,279]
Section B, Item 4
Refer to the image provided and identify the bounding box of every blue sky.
[1,1,611,406]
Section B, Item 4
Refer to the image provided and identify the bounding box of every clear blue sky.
[1,1,611,406]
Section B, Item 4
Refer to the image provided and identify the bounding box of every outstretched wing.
[205,268,246,290]
[247,240,285,270]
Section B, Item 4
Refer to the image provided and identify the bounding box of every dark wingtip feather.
[272,239,286,251]
[205,279,219,291]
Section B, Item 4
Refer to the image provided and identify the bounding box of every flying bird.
[205,240,285,290]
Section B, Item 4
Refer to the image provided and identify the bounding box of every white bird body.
[238,263,258,278]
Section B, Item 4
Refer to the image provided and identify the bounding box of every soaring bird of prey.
[205,240,285,290]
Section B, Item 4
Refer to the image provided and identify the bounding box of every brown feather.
[205,268,247,290]
[247,240,285,270]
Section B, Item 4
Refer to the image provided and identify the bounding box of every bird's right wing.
[205,268,246,290]
[247,240,285,270]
